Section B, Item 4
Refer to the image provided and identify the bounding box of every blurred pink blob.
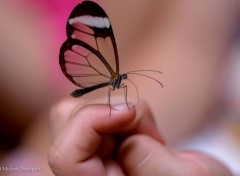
[10,0,85,94]
[21,0,101,93]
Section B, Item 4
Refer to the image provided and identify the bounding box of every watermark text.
[0,165,41,173]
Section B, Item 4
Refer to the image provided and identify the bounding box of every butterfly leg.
[120,83,130,111]
[108,85,115,115]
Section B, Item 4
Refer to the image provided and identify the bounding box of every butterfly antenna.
[127,69,163,74]
[127,72,163,88]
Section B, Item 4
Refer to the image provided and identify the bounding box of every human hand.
[48,98,232,176]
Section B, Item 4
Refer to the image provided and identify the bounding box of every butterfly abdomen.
[71,82,110,97]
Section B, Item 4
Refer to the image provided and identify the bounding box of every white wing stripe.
[69,15,110,29]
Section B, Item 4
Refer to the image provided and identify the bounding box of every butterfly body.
[71,73,127,97]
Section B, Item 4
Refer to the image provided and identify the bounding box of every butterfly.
[59,0,163,111]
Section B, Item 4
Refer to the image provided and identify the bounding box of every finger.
[48,103,136,176]
[134,101,165,143]
[118,135,232,176]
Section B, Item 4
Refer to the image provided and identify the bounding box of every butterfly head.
[120,74,127,80]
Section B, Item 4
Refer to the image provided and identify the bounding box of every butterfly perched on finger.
[59,0,163,112]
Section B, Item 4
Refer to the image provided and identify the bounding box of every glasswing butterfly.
[59,0,163,112]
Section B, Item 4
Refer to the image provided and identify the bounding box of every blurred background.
[0,0,239,175]
[0,0,81,146]
[0,0,81,175]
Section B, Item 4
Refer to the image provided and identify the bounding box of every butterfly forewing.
[60,1,120,92]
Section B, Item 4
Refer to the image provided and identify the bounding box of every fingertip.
[80,102,135,116]
[112,103,134,111]
[76,103,137,133]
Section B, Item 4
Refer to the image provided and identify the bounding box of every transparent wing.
[59,1,119,88]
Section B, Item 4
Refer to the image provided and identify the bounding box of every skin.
[48,99,232,176]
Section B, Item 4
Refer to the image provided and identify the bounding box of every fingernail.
[112,103,133,111]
